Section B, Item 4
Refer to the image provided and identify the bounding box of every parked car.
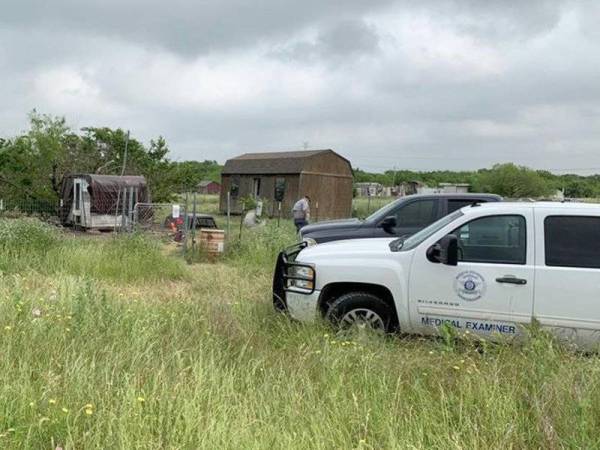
[299,193,501,244]
[164,213,217,230]
[274,201,600,348]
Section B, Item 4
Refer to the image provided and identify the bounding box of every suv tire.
[325,292,395,332]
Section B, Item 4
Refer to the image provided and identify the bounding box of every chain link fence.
[133,203,184,232]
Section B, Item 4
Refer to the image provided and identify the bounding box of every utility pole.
[114,130,130,232]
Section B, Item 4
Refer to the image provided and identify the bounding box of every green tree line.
[2,112,599,205]
[355,164,600,198]
[0,112,222,203]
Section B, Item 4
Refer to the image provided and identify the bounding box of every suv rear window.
[545,216,600,269]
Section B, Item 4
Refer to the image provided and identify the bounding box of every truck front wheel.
[325,292,394,332]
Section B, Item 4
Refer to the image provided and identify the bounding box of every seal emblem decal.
[454,271,486,301]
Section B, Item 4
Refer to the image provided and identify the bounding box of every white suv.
[273,202,600,347]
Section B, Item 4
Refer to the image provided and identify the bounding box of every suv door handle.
[496,276,527,285]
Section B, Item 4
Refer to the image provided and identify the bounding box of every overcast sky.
[1,0,599,173]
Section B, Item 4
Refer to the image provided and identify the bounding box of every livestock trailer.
[60,174,149,230]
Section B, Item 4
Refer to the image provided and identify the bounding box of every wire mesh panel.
[0,198,60,219]
[133,203,183,231]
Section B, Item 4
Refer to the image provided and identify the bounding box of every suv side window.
[545,216,600,268]
[451,215,526,264]
[396,199,436,228]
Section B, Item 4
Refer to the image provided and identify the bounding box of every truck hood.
[300,218,362,234]
[297,238,395,261]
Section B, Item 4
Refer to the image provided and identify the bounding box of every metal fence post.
[277,201,281,227]
[127,187,134,232]
[182,193,189,257]
[133,203,139,231]
[191,192,197,256]
[120,187,127,231]
[226,191,231,239]
[238,200,245,241]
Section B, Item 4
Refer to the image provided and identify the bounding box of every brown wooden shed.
[219,149,353,220]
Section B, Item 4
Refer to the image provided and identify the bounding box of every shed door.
[253,178,261,198]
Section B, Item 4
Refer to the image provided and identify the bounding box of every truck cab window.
[545,216,600,268]
[451,215,526,264]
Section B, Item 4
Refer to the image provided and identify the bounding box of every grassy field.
[2,218,600,449]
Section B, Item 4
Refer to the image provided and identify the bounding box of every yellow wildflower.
[49,399,56,405]
[137,397,145,403]
[62,408,69,414]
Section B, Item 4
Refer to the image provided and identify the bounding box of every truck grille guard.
[272,241,315,311]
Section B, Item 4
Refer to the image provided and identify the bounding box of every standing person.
[292,195,311,232]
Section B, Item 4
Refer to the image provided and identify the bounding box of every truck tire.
[325,292,394,332]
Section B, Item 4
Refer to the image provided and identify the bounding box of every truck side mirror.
[380,216,397,233]
[426,235,458,266]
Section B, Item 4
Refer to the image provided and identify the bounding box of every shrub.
[0,218,59,253]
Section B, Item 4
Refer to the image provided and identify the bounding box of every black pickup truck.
[300,193,501,244]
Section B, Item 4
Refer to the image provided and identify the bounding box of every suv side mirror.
[426,235,458,266]
[380,216,397,233]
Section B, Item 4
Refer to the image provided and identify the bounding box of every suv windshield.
[392,210,464,251]
[365,199,401,222]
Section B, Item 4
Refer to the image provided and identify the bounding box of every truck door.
[534,212,600,344]
[408,211,535,339]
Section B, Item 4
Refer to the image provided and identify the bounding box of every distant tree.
[0,112,177,203]
[473,163,552,198]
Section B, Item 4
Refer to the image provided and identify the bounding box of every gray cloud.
[1,0,600,173]
[274,19,381,64]
[0,0,395,56]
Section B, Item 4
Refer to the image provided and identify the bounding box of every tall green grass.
[224,221,297,269]
[1,218,600,448]
[0,219,186,282]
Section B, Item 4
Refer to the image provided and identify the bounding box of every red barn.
[198,180,221,195]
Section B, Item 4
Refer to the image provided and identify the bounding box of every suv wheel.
[325,292,394,332]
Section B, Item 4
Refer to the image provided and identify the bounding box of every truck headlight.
[287,265,315,291]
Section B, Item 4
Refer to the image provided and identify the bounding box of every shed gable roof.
[222,149,349,175]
